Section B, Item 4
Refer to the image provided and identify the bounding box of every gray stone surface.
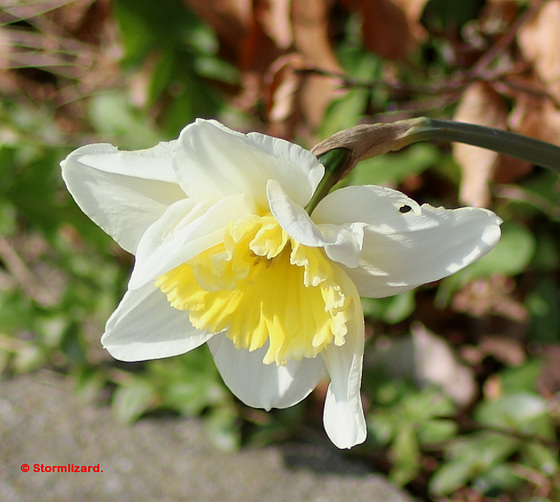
[0,370,414,502]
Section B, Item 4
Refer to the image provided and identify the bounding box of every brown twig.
[298,0,557,112]
[0,237,55,306]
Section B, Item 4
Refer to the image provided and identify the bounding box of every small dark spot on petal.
[399,205,412,214]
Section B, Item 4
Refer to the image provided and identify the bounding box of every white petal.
[322,270,367,449]
[173,119,323,207]
[61,142,185,253]
[129,193,255,290]
[101,282,213,361]
[207,335,327,410]
[313,185,502,298]
[267,179,364,268]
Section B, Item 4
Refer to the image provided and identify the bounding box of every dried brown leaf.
[291,0,341,130]
[496,90,560,184]
[392,0,429,41]
[509,92,560,148]
[536,345,560,398]
[182,0,251,53]
[369,324,477,406]
[452,275,527,322]
[517,0,560,104]
[264,53,306,137]
[256,0,293,50]
[344,0,427,60]
[411,323,477,406]
[453,82,508,207]
[479,335,526,366]
[185,0,341,136]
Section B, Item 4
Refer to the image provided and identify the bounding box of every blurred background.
[1,0,559,500]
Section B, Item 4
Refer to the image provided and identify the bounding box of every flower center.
[155,215,353,365]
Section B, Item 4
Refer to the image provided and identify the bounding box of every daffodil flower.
[61,119,501,448]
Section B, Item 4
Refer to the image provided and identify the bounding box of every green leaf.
[527,276,560,343]
[88,92,160,147]
[320,89,370,140]
[113,0,202,62]
[418,418,458,445]
[390,424,421,485]
[521,442,558,475]
[499,359,542,394]
[422,0,484,34]
[520,170,560,217]
[463,221,535,279]
[193,54,240,85]
[368,411,399,446]
[361,290,415,324]
[474,393,548,433]
[13,345,46,374]
[430,432,520,495]
[319,47,382,138]
[204,406,240,452]
[429,456,477,495]
[472,463,523,494]
[437,221,535,302]
[112,382,156,424]
[347,143,442,186]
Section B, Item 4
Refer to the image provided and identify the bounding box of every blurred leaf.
[361,290,415,324]
[503,170,560,222]
[458,433,519,467]
[367,414,395,446]
[499,359,542,395]
[346,143,442,186]
[13,345,45,373]
[357,0,428,60]
[430,432,520,496]
[59,322,88,366]
[88,92,160,147]
[320,89,370,140]
[113,0,202,62]
[473,463,522,494]
[204,406,241,452]
[465,221,535,278]
[157,349,229,416]
[522,442,558,475]
[518,0,560,105]
[0,199,17,236]
[429,455,476,495]
[367,380,459,484]
[417,418,458,445]
[527,276,560,343]
[193,54,239,85]
[522,171,560,210]
[422,0,484,33]
[319,47,382,138]
[390,423,421,485]
[453,82,506,207]
[155,62,223,137]
[475,393,550,436]
[437,221,535,303]
[113,381,156,424]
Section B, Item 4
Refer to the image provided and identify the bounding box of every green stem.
[306,148,352,213]
[415,118,560,173]
[309,117,560,213]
